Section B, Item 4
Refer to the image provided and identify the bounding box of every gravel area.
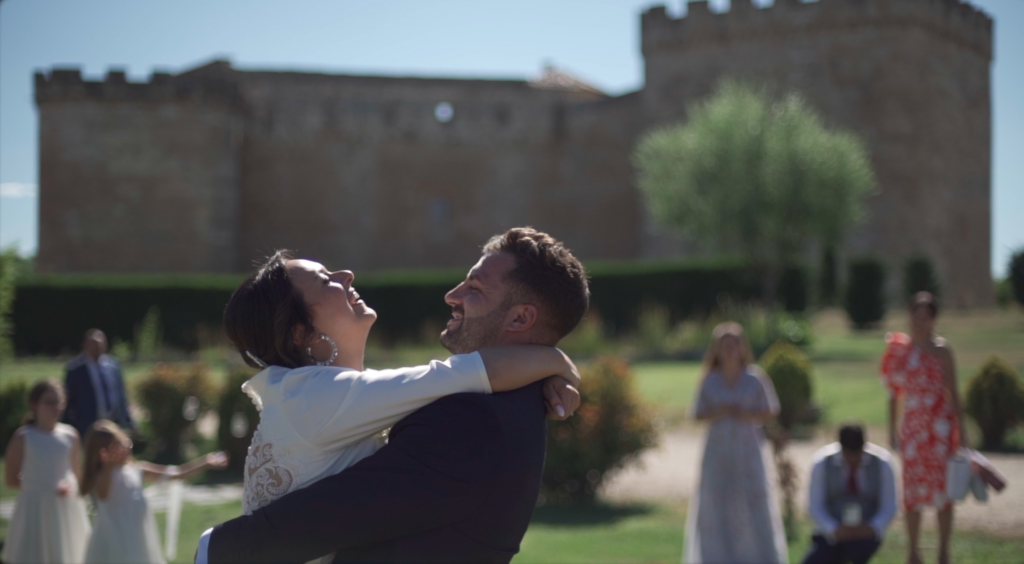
[602,426,1024,539]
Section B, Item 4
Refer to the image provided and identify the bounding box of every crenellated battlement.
[642,0,992,60]
[35,61,241,106]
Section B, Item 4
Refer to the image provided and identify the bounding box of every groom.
[198,227,590,564]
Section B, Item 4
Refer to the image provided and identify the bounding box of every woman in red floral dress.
[880,292,967,564]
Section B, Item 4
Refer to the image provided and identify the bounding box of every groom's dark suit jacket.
[207,382,547,564]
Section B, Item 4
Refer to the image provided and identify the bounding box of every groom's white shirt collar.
[196,528,212,564]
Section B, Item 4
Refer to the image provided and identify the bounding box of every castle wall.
[32,0,993,307]
[640,0,993,306]
[35,70,243,273]
[231,71,632,271]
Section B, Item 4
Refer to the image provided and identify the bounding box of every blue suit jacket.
[207,382,547,564]
[62,354,134,438]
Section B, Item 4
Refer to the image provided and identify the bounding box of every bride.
[223,250,581,520]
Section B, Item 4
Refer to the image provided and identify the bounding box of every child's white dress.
[241,353,491,515]
[2,423,91,564]
[85,464,165,564]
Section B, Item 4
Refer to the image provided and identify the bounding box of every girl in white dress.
[2,379,91,564]
[80,420,228,564]
[221,251,583,519]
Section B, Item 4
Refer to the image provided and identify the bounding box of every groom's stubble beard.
[440,303,510,354]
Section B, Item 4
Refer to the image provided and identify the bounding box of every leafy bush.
[844,258,887,329]
[134,306,164,361]
[1010,249,1024,307]
[0,381,30,454]
[778,266,809,313]
[903,254,940,299]
[542,357,658,504]
[965,356,1024,450]
[216,366,260,474]
[135,363,215,463]
[636,305,672,355]
[559,315,613,359]
[759,341,814,430]
[996,278,1013,309]
[666,303,811,357]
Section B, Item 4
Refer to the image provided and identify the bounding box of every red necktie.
[847,463,858,494]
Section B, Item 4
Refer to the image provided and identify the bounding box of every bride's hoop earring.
[307,333,338,367]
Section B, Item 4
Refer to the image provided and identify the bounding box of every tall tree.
[633,80,876,304]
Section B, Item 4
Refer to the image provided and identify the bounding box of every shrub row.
[12,260,788,355]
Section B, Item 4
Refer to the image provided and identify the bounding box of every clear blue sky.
[1,0,1021,276]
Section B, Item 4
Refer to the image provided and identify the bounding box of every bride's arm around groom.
[201,227,592,564]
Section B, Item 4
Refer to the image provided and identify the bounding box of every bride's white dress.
[241,353,491,515]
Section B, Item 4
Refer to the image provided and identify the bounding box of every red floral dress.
[880,332,960,511]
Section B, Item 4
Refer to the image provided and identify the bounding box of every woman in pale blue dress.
[684,322,788,564]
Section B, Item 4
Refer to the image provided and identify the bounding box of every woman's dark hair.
[224,250,316,369]
[24,379,64,425]
[910,291,939,318]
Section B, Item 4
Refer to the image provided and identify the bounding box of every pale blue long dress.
[683,366,788,564]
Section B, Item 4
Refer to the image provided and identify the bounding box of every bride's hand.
[543,377,580,420]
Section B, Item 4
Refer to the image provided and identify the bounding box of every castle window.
[434,102,454,123]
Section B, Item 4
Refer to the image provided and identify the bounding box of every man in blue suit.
[63,328,135,438]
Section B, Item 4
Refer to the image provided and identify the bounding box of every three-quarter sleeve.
[750,366,781,416]
[691,373,715,419]
[880,332,909,398]
[280,353,491,450]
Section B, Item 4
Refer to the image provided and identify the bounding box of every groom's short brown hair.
[483,227,589,341]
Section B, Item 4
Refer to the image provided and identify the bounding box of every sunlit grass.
[631,308,1024,430]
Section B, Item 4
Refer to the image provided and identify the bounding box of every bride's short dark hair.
[224,250,316,369]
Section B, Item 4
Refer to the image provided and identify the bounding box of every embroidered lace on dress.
[241,378,305,515]
[243,427,300,515]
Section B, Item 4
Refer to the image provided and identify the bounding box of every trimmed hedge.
[778,266,809,313]
[844,257,887,330]
[759,341,814,430]
[13,260,768,355]
[903,254,940,299]
[1010,249,1024,307]
[965,356,1024,450]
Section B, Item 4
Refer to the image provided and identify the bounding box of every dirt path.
[601,426,1024,539]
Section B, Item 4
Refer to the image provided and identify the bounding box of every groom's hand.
[543,377,580,420]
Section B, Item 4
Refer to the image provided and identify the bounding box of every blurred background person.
[803,423,897,564]
[880,292,967,564]
[80,420,228,564]
[2,379,91,564]
[63,328,135,438]
[684,322,787,564]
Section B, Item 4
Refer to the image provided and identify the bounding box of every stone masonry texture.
[34,0,993,306]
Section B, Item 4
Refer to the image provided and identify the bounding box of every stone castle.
[34,0,993,306]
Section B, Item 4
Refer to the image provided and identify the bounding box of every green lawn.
[6,499,1019,564]
[632,308,1024,430]
[521,501,1024,563]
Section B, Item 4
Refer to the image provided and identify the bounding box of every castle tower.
[34,63,244,272]
[641,0,993,307]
